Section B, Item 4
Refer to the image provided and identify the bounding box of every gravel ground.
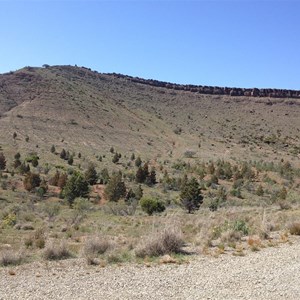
[1,237,300,300]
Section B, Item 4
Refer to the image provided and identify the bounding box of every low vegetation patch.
[135,227,184,258]
[43,241,72,260]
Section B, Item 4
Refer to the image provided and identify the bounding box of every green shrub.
[140,197,165,216]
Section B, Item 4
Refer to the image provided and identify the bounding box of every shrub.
[0,152,6,170]
[140,197,165,216]
[83,237,111,265]
[23,172,41,192]
[135,228,184,258]
[288,222,300,235]
[0,250,23,266]
[43,241,72,260]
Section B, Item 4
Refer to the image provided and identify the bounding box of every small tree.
[51,145,56,153]
[0,153,6,170]
[140,197,165,216]
[180,177,203,213]
[23,172,41,192]
[85,164,98,185]
[135,185,143,200]
[135,156,142,167]
[68,156,74,165]
[112,152,119,164]
[104,173,126,202]
[135,166,146,183]
[60,149,66,160]
[63,172,89,206]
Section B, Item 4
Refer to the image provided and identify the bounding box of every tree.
[99,168,110,184]
[104,173,126,202]
[60,149,67,160]
[50,145,56,153]
[63,172,90,206]
[135,185,143,200]
[23,172,41,192]
[135,156,142,167]
[13,132,17,140]
[85,164,98,185]
[131,153,135,161]
[140,197,165,216]
[136,166,146,183]
[0,153,6,170]
[112,152,119,164]
[180,177,203,213]
[68,156,74,165]
[146,167,157,186]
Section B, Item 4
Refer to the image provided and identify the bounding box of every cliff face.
[109,73,300,99]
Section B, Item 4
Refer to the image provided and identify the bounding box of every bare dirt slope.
[0,65,299,163]
[0,237,299,300]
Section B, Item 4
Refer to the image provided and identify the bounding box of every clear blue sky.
[1,0,299,89]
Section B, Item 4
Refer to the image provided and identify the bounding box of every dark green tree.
[60,149,66,160]
[136,166,146,183]
[135,185,143,200]
[104,173,126,202]
[50,145,56,153]
[100,168,110,184]
[84,164,98,185]
[0,153,6,170]
[112,152,119,164]
[180,177,203,213]
[135,156,142,167]
[63,172,89,206]
[68,156,74,165]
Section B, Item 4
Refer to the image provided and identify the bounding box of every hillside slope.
[0,65,299,163]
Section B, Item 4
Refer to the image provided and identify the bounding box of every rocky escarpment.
[110,73,300,99]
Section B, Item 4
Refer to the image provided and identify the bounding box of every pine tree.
[112,152,119,164]
[60,149,66,160]
[136,166,146,183]
[63,172,89,206]
[104,173,126,202]
[85,164,98,185]
[0,153,6,170]
[50,145,56,153]
[135,185,143,200]
[180,177,203,213]
[135,156,142,167]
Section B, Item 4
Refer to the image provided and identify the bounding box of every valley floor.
[1,236,300,300]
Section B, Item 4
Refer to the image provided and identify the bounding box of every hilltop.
[0,65,299,164]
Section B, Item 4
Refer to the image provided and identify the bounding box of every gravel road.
[1,237,300,300]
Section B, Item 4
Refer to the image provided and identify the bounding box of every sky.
[0,0,299,89]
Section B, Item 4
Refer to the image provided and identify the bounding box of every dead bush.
[43,241,72,260]
[83,237,111,265]
[135,228,184,258]
[288,222,300,235]
[0,250,24,266]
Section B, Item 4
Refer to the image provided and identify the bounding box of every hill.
[0,65,299,165]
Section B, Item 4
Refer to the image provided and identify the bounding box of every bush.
[0,250,24,266]
[135,228,184,258]
[83,237,111,265]
[23,172,41,192]
[288,222,300,235]
[43,241,72,260]
[140,197,165,216]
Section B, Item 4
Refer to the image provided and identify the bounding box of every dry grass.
[288,222,300,235]
[43,241,72,260]
[83,236,111,265]
[135,227,184,258]
[0,249,24,266]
